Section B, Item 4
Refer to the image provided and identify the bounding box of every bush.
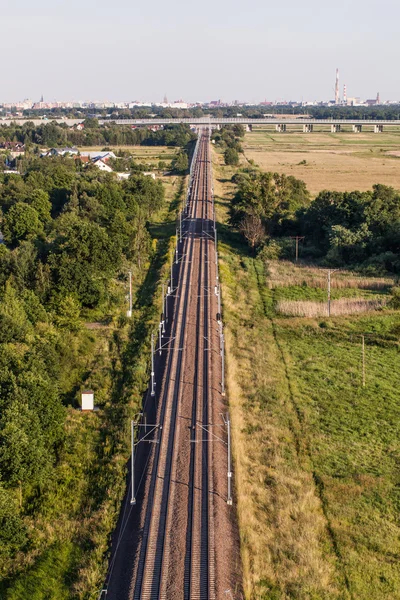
[389,286,400,309]
[172,151,188,174]
[224,147,239,166]
[258,240,282,262]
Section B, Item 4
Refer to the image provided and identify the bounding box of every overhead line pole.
[290,236,305,262]
[170,249,173,294]
[326,269,339,317]
[227,414,232,505]
[151,333,156,396]
[127,270,132,317]
[130,420,136,505]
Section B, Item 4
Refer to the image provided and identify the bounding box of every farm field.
[243,128,400,196]
[212,147,400,599]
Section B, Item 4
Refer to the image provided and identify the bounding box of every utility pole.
[327,270,331,317]
[290,236,305,262]
[130,420,136,504]
[221,333,226,396]
[326,269,338,317]
[162,282,168,324]
[214,225,218,265]
[361,335,366,387]
[151,333,156,396]
[169,249,173,294]
[227,414,232,505]
[175,228,179,265]
[127,271,132,317]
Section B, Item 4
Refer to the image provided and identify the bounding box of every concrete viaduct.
[96,117,396,133]
[0,117,396,133]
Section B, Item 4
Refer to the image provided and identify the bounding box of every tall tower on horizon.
[335,69,340,105]
[343,84,347,105]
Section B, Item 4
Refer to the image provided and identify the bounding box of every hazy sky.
[1,0,398,103]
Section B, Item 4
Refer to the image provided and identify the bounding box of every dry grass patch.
[266,261,394,291]
[276,297,388,317]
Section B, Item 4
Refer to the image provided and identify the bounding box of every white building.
[80,151,116,161]
[92,159,113,172]
[81,390,94,411]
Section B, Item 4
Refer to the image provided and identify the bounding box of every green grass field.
[212,147,400,599]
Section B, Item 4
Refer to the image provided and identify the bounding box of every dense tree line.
[231,169,400,273]
[205,105,400,121]
[231,169,310,233]
[0,121,196,149]
[297,185,400,271]
[0,157,165,568]
[6,104,400,121]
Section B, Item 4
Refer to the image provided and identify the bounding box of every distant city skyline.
[1,0,398,103]
[0,89,393,111]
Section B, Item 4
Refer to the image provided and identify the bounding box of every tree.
[2,203,43,245]
[52,295,81,331]
[224,147,239,166]
[48,214,122,307]
[0,484,27,559]
[28,189,52,223]
[172,151,189,174]
[231,169,309,234]
[239,213,265,251]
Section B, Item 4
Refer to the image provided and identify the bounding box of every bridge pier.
[352,124,362,133]
[245,124,253,132]
[303,124,313,133]
[374,124,384,133]
[331,124,341,133]
[275,124,286,133]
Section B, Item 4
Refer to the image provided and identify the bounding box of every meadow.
[212,147,400,599]
[243,128,400,196]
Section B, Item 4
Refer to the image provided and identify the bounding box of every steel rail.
[133,137,202,600]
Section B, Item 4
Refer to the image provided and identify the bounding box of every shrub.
[258,240,282,262]
[389,286,400,309]
[224,147,239,166]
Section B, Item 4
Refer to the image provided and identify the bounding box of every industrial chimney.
[335,69,340,105]
[343,84,347,105]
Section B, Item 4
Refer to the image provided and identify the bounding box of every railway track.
[133,132,216,600]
